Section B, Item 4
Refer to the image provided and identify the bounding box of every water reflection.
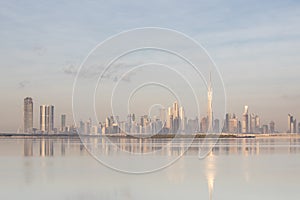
[23,137,86,157]
[21,137,300,157]
[205,151,216,200]
[5,136,300,200]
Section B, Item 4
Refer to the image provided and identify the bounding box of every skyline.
[0,0,300,131]
[18,96,299,134]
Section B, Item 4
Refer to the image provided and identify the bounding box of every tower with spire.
[207,73,213,133]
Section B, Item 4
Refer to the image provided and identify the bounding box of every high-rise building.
[207,73,213,133]
[249,114,256,133]
[187,117,199,133]
[288,114,293,133]
[173,101,179,118]
[255,115,260,133]
[269,121,275,133]
[105,117,111,128]
[84,121,91,134]
[288,114,297,133]
[200,117,208,133]
[242,106,249,133]
[223,113,231,132]
[167,107,173,132]
[40,105,54,133]
[179,107,185,131]
[228,114,238,133]
[262,125,268,134]
[292,119,297,133]
[160,108,166,125]
[24,97,33,133]
[213,119,220,133]
[61,114,66,132]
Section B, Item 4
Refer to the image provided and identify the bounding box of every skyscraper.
[207,73,213,133]
[288,114,297,133]
[223,113,231,132]
[213,119,220,133]
[179,106,185,131]
[160,108,166,125]
[249,113,256,133]
[24,97,33,133]
[242,106,249,133]
[269,121,275,133]
[61,114,66,132]
[292,119,297,133]
[200,117,208,133]
[167,107,173,132]
[228,114,238,133]
[40,105,54,133]
[288,114,293,133]
[173,101,179,118]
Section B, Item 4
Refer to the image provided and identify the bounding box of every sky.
[0,0,299,132]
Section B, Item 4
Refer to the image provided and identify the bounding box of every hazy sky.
[0,0,299,132]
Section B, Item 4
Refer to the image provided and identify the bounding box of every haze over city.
[0,0,300,132]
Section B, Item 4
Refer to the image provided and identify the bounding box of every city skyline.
[0,0,299,132]
[19,96,299,134]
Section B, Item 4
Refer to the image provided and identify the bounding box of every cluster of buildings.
[222,105,276,134]
[78,76,216,135]
[23,97,76,134]
[78,101,188,135]
[22,77,299,135]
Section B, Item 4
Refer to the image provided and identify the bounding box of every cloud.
[18,80,30,89]
[63,64,77,75]
[63,61,141,83]
[32,45,47,56]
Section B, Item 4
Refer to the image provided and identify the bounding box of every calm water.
[0,136,300,199]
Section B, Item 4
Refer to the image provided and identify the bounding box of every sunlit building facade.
[24,97,33,133]
[40,105,54,133]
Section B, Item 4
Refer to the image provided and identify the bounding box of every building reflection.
[23,137,86,157]
[39,139,54,157]
[205,151,216,200]
[23,137,300,157]
[24,139,33,156]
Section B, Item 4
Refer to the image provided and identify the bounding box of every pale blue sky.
[0,0,299,132]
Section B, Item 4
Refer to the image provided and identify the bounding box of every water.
[0,136,300,199]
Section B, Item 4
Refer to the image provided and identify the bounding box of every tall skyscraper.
[167,107,173,131]
[172,102,180,133]
[249,113,256,133]
[262,124,268,134]
[242,106,249,133]
[213,119,220,133]
[288,114,293,133]
[228,114,238,133]
[40,105,54,133]
[179,106,185,131]
[173,101,179,118]
[269,121,275,133]
[223,113,231,132]
[200,117,208,133]
[287,114,297,133]
[207,73,213,133]
[61,114,66,132]
[255,115,260,133]
[160,108,166,125]
[24,97,33,133]
[292,119,297,133]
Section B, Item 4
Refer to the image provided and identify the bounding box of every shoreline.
[0,133,299,139]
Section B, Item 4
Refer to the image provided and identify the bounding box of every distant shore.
[0,132,299,139]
